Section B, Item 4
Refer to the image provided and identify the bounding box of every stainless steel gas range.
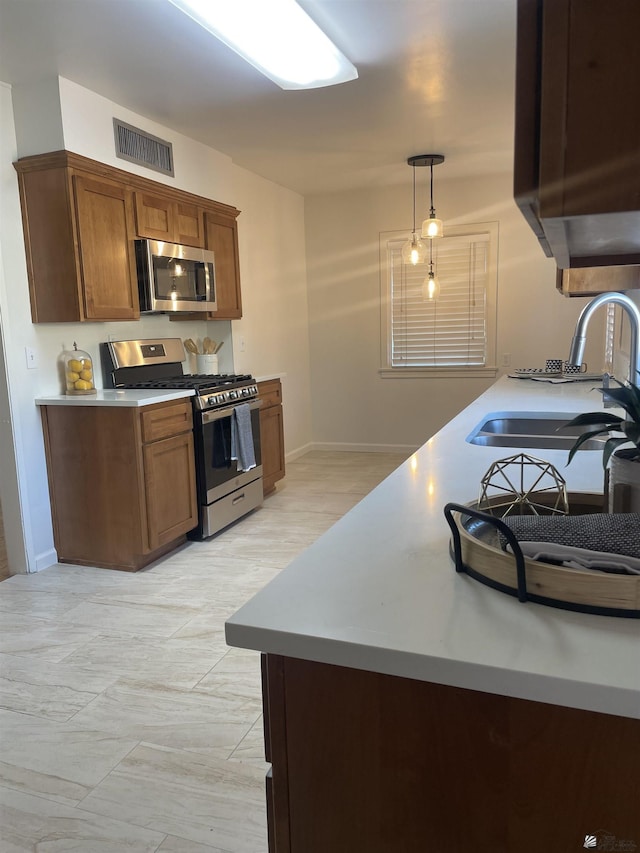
[101,338,263,539]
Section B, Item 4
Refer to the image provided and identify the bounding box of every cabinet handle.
[232,492,246,505]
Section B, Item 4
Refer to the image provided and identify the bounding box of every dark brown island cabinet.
[514,0,640,279]
[258,379,285,496]
[14,150,243,321]
[40,398,198,571]
[262,655,640,853]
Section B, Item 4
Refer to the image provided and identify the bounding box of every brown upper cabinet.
[14,150,242,322]
[557,265,640,296]
[514,0,640,269]
[15,154,139,322]
[205,211,243,319]
[134,191,205,248]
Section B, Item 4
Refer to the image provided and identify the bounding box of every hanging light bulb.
[422,235,440,300]
[402,158,427,265]
[402,233,427,266]
[420,155,445,239]
[423,265,440,300]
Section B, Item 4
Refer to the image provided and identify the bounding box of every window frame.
[379,221,500,378]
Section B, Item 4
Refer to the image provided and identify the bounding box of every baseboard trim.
[309,441,417,455]
[33,548,58,573]
[285,442,314,463]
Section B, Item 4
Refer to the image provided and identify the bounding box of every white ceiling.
[0,0,518,196]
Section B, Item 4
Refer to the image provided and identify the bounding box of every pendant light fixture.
[420,154,445,239]
[402,157,427,266]
[423,239,440,300]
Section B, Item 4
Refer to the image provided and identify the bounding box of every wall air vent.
[113,119,174,177]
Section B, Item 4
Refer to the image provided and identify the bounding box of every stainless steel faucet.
[568,291,640,385]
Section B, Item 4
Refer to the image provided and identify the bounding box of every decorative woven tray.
[443,493,640,618]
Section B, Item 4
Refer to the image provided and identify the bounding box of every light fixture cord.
[412,163,417,235]
[430,161,435,217]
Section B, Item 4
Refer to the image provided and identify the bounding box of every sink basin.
[466,411,608,451]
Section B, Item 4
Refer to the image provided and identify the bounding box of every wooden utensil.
[184,338,198,355]
[203,337,216,354]
[214,341,224,354]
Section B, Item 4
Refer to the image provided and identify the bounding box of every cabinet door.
[175,201,205,248]
[205,212,243,319]
[134,191,175,242]
[74,174,140,320]
[515,0,640,268]
[143,431,198,551]
[260,404,285,495]
[135,192,205,248]
[140,400,193,443]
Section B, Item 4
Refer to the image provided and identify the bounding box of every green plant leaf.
[626,382,640,421]
[602,436,632,469]
[623,421,640,449]
[566,427,614,465]
[559,412,623,429]
[599,383,640,421]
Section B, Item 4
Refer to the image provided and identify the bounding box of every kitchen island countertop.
[226,376,640,719]
[35,388,195,407]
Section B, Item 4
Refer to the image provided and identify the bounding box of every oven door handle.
[200,398,262,425]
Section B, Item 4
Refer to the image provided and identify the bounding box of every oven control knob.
[229,390,238,400]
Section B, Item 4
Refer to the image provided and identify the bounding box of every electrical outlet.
[25,346,38,369]
[240,337,246,352]
[502,353,511,367]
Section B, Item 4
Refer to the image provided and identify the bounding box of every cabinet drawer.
[140,400,193,443]
[258,380,282,409]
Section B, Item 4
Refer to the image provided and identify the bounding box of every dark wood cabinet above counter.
[14,150,243,322]
[514,0,640,270]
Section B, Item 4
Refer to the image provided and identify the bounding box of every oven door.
[195,399,263,505]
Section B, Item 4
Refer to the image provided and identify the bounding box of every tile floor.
[0,450,407,853]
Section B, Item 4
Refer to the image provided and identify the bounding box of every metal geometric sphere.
[478,453,569,517]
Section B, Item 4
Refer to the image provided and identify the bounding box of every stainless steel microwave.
[135,239,217,313]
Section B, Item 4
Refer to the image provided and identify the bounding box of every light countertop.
[35,389,195,407]
[226,376,640,719]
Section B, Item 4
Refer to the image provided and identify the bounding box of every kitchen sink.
[466,411,609,451]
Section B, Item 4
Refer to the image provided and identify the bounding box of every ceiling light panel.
[168,0,358,90]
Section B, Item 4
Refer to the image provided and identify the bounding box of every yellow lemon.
[80,369,93,381]
[74,379,92,391]
[68,358,83,372]
[81,358,92,370]
[66,371,80,383]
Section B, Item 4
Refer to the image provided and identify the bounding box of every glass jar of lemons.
[63,343,96,395]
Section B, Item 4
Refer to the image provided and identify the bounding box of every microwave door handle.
[204,259,212,304]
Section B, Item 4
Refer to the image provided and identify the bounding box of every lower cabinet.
[40,398,198,571]
[258,379,285,496]
[262,655,640,853]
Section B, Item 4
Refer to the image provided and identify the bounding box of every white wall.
[0,77,312,573]
[304,173,606,450]
[230,165,312,456]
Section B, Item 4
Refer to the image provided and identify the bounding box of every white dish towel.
[230,403,256,473]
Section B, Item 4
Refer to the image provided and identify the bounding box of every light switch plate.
[25,346,38,369]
